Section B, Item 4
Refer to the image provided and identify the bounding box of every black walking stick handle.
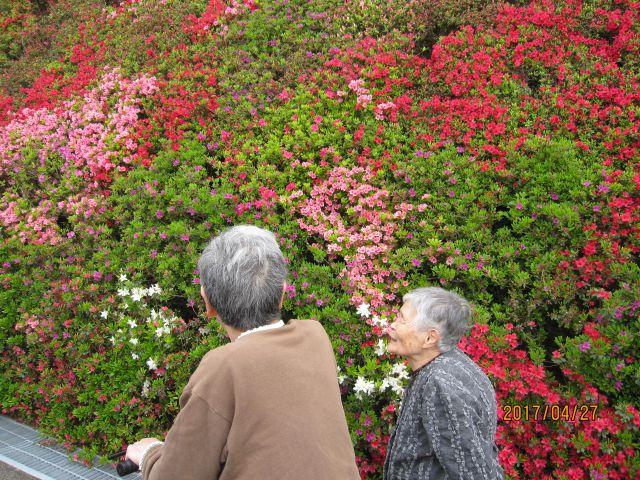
[109,449,139,476]
[116,459,139,476]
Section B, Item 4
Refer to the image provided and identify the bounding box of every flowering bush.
[0,67,157,247]
[1,0,639,478]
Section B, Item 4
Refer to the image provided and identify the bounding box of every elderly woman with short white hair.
[126,224,360,480]
[383,287,504,480]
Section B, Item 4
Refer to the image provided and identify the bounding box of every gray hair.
[403,287,471,352]
[197,224,288,331]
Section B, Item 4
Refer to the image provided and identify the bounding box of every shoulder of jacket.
[188,342,236,384]
[287,318,328,336]
[300,318,328,332]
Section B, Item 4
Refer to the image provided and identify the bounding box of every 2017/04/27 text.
[502,404,598,422]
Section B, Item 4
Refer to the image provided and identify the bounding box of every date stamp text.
[502,404,598,422]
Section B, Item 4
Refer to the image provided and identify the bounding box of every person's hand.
[125,437,162,465]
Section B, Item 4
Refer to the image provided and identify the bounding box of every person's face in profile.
[386,301,439,358]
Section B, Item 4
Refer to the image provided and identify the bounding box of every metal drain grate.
[0,415,141,480]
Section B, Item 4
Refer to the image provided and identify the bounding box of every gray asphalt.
[0,461,38,480]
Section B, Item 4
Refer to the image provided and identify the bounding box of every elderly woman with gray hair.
[383,287,504,480]
[126,225,360,480]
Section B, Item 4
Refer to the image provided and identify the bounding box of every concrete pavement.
[0,461,39,480]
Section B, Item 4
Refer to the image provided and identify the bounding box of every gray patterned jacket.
[383,346,504,480]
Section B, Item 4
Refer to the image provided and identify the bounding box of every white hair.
[197,225,288,330]
[403,287,471,352]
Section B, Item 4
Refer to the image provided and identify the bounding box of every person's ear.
[422,328,440,349]
[200,285,218,318]
[279,282,286,309]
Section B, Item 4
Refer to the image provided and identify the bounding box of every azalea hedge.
[1,0,639,478]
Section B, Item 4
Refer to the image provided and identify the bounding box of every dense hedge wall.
[1,0,639,478]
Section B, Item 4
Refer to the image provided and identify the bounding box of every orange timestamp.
[501,404,598,422]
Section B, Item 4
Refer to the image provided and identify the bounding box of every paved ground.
[0,461,39,480]
[1,415,136,480]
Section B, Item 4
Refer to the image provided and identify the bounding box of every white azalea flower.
[155,325,170,337]
[380,376,403,395]
[379,377,391,392]
[100,310,109,319]
[356,302,371,318]
[119,273,128,282]
[141,379,150,397]
[131,352,139,360]
[130,287,145,302]
[146,358,158,370]
[353,376,375,399]
[109,335,116,344]
[391,379,405,396]
[117,287,129,297]
[198,326,210,336]
[375,339,386,356]
[379,317,391,327]
[337,366,346,384]
[371,315,389,327]
[392,362,409,379]
[129,338,138,345]
[128,319,137,329]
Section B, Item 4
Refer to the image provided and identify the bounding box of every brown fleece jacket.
[142,319,360,480]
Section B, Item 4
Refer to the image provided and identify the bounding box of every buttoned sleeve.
[420,377,498,480]
[142,387,232,480]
